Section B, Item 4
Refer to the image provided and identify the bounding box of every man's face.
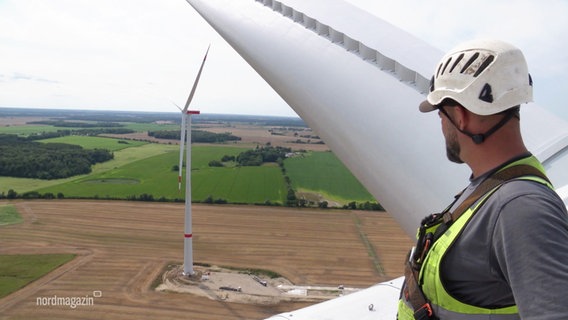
[439,106,464,164]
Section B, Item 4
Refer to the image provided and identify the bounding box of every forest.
[26,128,135,141]
[27,120,124,128]
[235,146,292,166]
[148,129,241,143]
[0,134,113,179]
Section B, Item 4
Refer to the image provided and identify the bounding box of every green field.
[0,143,178,194]
[193,165,287,203]
[285,152,375,203]
[33,145,290,203]
[2,135,375,205]
[0,121,178,137]
[0,125,61,136]
[0,254,76,299]
[39,136,147,151]
[0,205,22,226]
[3,145,375,205]
[121,122,179,132]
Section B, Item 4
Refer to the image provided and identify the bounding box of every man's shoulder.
[488,178,567,225]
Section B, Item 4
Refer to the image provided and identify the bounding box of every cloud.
[8,72,58,84]
[346,0,568,119]
[0,0,566,119]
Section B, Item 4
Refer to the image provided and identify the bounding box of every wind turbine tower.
[181,109,200,276]
[178,46,209,276]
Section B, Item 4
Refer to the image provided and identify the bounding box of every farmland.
[1,109,376,207]
[285,152,374,203]
[0,200,412,320]
[0,254,76,299]
[39,135,147,151]
[0,109,412,319]
[0,204,22,226]
[35,146,288,204]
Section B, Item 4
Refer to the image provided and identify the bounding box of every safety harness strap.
[403,163,550,320]
[404,258,437,319]
[441,164,550,225]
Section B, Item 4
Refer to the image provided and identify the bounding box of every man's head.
[419,39,533,116]
[420,40,531,166]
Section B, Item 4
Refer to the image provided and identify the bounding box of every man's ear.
[453,106,469,131]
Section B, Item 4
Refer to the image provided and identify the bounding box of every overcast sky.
[0,0,567,120]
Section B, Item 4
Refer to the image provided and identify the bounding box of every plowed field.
[0,200,411,320]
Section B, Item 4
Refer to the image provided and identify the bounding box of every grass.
[36,151,182,199]
[0,205,22,226]
[0,121,179,136]
[2,139,373,205]
[33,145,290,203]
[121,122,180,132]
[0,125,61,136]
[0,143,178,194]
[193,165,287,203]
[0,254,76,298]
[285,151,375,203]
[39,136,147,151]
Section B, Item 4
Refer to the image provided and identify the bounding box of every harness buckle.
[414,303,436,320]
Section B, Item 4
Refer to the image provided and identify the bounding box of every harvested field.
[0,117,45,127]
[0,200,412,320]
[104,123,330,152]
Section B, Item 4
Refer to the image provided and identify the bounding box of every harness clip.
[414,303,436,320]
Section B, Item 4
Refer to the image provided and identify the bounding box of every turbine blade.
[178,114,187,191]
[171,101,183,112]
[183,45,211,112]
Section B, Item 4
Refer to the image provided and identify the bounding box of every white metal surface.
[267,277,404,320]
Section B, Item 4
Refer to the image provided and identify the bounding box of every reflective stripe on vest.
[397,157,552,319]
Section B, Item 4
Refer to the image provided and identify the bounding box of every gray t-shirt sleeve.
[491,181,568,320]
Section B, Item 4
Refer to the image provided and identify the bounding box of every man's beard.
[446,127,464,164]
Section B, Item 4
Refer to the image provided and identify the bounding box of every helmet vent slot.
[436,62,443,78]
[474,55,495,77]
[460,52,480,73]
[440,57,452,75]
[449,53,464,73]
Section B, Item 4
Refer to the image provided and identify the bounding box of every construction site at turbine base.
[157,263,364,306]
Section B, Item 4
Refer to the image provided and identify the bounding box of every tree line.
[28,120,124,128]
[26,128,135,141]
[148,130,241,143]
[0,134,113,180]
[0,188,383,211]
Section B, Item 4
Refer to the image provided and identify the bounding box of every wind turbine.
[178,45,209,276]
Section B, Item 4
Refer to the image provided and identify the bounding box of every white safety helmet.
[419,39,533,115]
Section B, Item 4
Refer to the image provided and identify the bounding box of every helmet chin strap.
[439,107,518,144]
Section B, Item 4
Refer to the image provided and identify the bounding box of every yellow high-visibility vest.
[398,157,552,319]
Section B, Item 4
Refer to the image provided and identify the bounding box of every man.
[397,39,568,319]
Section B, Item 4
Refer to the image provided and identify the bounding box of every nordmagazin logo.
[36,291,102,309]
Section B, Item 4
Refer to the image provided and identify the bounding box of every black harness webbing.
[402,164,550,320]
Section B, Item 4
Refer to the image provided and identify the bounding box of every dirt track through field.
[0,200,411,320]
